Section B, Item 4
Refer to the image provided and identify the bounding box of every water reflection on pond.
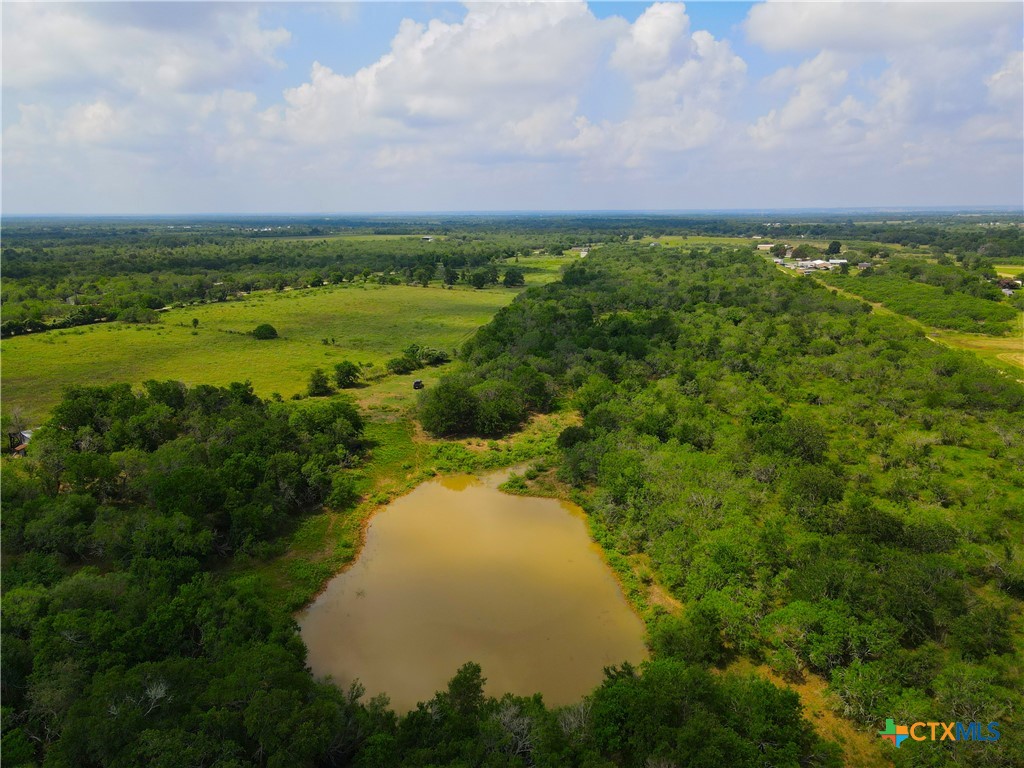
[297,470,647,712]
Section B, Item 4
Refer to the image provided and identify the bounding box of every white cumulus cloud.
[1,1,1020,212]
[744,1,1019,54]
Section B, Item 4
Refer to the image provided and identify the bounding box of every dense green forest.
[422,243,1024,767]
[3,219,1023,767]
[2,381,838,768]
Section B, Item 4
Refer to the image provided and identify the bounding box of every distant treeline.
[6,211,1022,249]
[2,216,1020,337]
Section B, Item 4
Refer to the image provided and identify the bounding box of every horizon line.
[4,205,1023,219]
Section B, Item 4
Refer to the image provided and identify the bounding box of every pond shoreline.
[295,463,649,711]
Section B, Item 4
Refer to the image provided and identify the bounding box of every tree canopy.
[422,241,1024,766]
[251,323,279,339]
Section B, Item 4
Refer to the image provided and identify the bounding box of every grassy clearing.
[2,255,566,424]
[2,282,532,423]
[931,317,1024,378]
[506,255,572,285]
[994,264,1024,278]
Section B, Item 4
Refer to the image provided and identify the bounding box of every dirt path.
[771,262,1024,379]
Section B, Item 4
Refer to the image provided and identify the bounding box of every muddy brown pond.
[297,470,647,712]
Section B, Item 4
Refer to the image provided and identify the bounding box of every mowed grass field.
[517,255,570,284]
[993,264,1024,278]
[932,318,1024,378]
[2,283,521,423]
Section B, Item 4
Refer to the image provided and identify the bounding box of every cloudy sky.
[2,1,1021,214]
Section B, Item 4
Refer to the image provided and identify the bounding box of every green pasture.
[933,319,1024,379]
[1,283,518,422]
[994,264,1024,278]
[504,254,570,284]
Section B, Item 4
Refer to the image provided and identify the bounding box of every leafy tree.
[385,356,417,375]
[419,347,450,366]
[556,425,590,450]
[472,380,526,436]
[288,398,363,451]
[333,361,362,389]
[307,368,335,397]
[826,240,842,255]
[413,266,434,286]
[502,267,525,287]
[118,306,159,324]
[1,379,377,765]
[419,377,480,436]
[949,605,1014,660]
[327,473,360,509]
[648,606,726,665]
[251,323,278,340]
[509,365,555,412]
[590,660,840,768]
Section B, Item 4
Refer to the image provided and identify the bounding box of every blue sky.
[2,2,1021,214]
